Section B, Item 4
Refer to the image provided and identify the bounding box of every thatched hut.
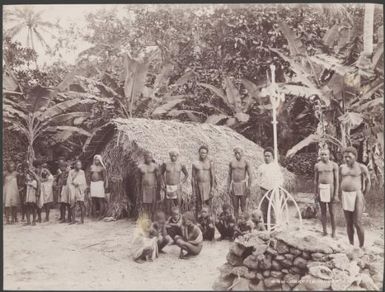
[82,118,295,218]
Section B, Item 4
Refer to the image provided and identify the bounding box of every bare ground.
[3,207,384,290]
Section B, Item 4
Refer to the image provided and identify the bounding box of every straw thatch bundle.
[82,118,295,218]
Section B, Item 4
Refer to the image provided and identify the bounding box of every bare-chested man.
[227,147,253,219]
[89,155,108,220]
[161,149,189,216]
[340,147,371,248]
[314,148,339,237]
[139,152,160,219]
[192,146,216,218]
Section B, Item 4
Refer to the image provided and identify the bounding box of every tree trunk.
[27,142,35,167]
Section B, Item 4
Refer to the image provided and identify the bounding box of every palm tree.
[4,6,59,52]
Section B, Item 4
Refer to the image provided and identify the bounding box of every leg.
[319,202,327,235]
[45,203,50,222]
[13,206,18,223]
[31,204,37,225]
[60,204,66,222]
[175,238,202,257]
[37,207,42,223]
[260,190,269,228]
[329,203,336,238]
[240,195,247,214]
[195,193,202,219]
[66,204,71,222]
[25,204,31,225]
[353,194,365,248]
[207,226,215,241]
[344,210,355,245]
[91,197,97,217]
[70,203,76,224]
[80,201,85,224]
[5,207,11,224]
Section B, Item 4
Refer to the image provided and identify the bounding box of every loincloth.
[143,185,156,204]
[342,191,358,212]
[90,181,105,198]
[166,184,179,200]
[231,180,247,196]
[197,182,211,201]
[319,183,331,203]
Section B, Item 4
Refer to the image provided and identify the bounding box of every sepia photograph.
[2,3,384,291]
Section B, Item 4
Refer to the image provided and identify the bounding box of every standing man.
[256,147,284,228]
[192,145,216,218]
[57,161,71,223]
[139,152,160,219]
[314,148,339,238]
[227,146,253,219]
[68,160,87,224]
[160,148,189,215]
[89,155,108,220]
[340,147,371,248]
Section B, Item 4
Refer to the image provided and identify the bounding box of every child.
[131,215,158,263]
[175,211,203,259]
[166,206,183,241]
[151,210,173,252]
[251,209,266,231]
[39,167,54,222]
[234,212,255,239]
[215,203,236,240]
[24,172,38,226]
[197,205,215,241]
[67,160,87,224]
[3,161,20,224]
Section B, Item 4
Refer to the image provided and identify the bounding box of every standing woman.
[3,161,20,224]
[89,155,108,220]
[67,160,87,224]
[57,161,71,223]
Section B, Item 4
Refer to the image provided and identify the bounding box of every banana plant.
[3,83,98,166]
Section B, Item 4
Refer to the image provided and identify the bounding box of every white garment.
[342,191,357,212]
[90,181,106,198]
[166,185,178,199]
[257,162,284,191]
[319,184,331,203]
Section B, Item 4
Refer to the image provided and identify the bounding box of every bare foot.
[31,222,36,226]
[23,222,31,226]
[134,259,145,264]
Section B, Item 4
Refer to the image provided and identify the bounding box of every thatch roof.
[82,118,295,216]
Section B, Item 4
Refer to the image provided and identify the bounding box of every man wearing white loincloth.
[314,148,339,238]
[340,147,371,248]
[89,155,108,220]
[160,148,189,216]
[227,146,253,220]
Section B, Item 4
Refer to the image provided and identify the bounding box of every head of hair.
[343,146,358,158]
[33,159,42,168]
[222,203,231,211]
[199,145,209,153]
[240,212,250,220]
[171,206,180,213]
[155,210,166,221]
[264,147,274,156]
[182,211,196,223]
[233,146,244,153]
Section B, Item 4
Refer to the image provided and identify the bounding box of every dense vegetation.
[3,4,384,186]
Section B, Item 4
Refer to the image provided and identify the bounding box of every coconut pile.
[213,229,383,291]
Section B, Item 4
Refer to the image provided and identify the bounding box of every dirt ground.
[3,207,384,290]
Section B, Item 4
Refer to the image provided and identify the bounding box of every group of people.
[3,143,372,261]
[3,155,108,225]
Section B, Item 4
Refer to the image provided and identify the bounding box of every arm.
[181,164,189,184]
[227,162,232,194]
[160,163,166,189]
[246,161,253,196]
[210,160,216,193]
[191,164,196,195]
[103,168,108,190]
[361,164,371,196]
[333,163,339,202]
[338,166,343,200]
[154,165,161,197]
[314,164,319,201]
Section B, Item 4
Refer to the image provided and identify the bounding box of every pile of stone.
[213,230,383,291]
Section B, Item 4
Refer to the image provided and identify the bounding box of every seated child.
[131,216,158,263]
[251,209,266,231]
[175,211,203,259]
[197,205,215,241]
[215,203,236,240]
[166,206,183,241]
[151,210,173,252]
[234,212,255,239]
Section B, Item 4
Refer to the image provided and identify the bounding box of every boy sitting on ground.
[251,209,266,231]
[166,206,183,242]
[197,205,215,241]
[215,203,236,240]
[175,211,203,259]
[131,216,158,263]
[151,210,173,253]
[234,212,255,239]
